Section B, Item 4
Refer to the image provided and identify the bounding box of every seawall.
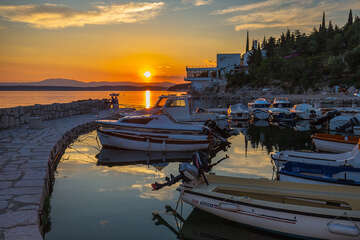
[0,99,109,129]
[0,100,113,239]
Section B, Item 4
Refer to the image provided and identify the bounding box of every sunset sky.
[0,0,359,83]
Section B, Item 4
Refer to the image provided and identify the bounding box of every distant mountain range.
[0,78,176,88]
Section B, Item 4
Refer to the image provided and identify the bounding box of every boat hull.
[313,138,355,153]
[97,129,209,152]
[251,110,269,120]
[181,190,360,240]
[278,173,343,186]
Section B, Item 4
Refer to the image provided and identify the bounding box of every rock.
[4,224,42,240]
[13,194,41,204]
[0,210,38,228]
[29,117,43,129]
[0,114,8,129]
[0,200,8,210]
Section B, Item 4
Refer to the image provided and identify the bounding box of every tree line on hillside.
[226,10,360,93]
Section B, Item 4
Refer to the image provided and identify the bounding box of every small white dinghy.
[312,133,359,153]
[271,140,360,168]
[152,155,360,240]
[97,114,213,151]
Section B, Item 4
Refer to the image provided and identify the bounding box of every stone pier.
[0,100,113,240]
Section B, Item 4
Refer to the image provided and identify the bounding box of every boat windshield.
[273,103,291,108]
[122,117,153,124]
[165,99,186,107]
[254,104,269,108]
[155,97,167,108]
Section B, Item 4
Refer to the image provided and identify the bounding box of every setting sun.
[144,71,151,78]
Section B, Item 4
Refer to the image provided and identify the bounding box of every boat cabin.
[271,97,292,108]
[248,98,270,109]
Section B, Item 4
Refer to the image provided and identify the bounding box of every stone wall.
[0,99,109,129]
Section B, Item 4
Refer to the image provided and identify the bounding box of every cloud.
[182,0,213,6]
[212,0,360,31]
[0,2,165,29]
[213,0,284,15]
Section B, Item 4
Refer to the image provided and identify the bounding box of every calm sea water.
[45,123,314,240]
[0,91,176,108]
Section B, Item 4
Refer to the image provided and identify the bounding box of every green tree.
[246,31,249,52]
[327,33,344,55]
[328,20,334,32]
[328,56,345,77]
[348,9,353,26]
[321,12,326,31]
[344,45,360,72]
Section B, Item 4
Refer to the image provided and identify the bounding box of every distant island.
[0,78,185,91]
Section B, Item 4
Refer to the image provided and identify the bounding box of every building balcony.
[184,77,217,82]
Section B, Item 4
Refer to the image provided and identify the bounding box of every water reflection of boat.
[245,124,313,153]
[252,119,269,127]
[96,148,194,166]
[153,207,283,240]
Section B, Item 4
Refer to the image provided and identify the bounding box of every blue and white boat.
[278,161,360,186]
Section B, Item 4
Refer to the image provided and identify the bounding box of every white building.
[185,53,241,92]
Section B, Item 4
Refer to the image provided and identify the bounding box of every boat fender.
[327,222,360,236]
[218,202,239,211]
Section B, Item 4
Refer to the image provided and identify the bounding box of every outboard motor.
[311,110,339,125]
[337,117,360,132]
[151,152,228,190]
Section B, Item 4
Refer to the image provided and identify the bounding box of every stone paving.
[0,110,112,240]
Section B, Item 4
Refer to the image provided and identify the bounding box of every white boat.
[271,142,360,168]
[290,104,320,120]
[268,108,296,122]
[153,95,229,130]
[271,97,292,109]
[248,98,270,120]
[329,114,360,131]
[227,103,249,120]
[312,133,358,153]
[152,156,360,239]
[179,174,360,240]
[205,107,228,115]
[96,115,212,151]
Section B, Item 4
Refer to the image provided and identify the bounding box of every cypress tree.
[328,20,333,32]
[355,16,360,23]
[262,36,266,48]
[348,9,353,25]
[246,31,249,52]
[321,11,326,31]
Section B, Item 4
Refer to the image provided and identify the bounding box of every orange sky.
[0,0,359,83]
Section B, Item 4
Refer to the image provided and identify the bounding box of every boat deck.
[198,175,360,212]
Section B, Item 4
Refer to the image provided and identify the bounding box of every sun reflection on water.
[145,90,151,108]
